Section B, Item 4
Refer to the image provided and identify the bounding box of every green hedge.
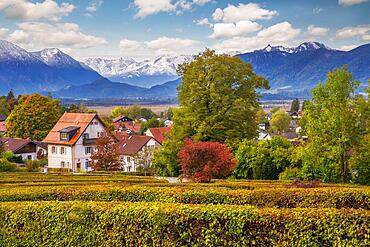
[0,186,369,209]
[0,202,368,246]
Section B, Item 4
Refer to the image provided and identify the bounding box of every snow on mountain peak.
[32,48,79,66]
[85,55,194,78]
[0,40,38,61]
[259,42,331,54]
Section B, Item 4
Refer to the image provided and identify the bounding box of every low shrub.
[25,160,47,172]
[0,201,368,246]
[0,158,17,172]
[279,167,304,180]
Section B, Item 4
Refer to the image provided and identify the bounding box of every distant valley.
[0,40,368,99]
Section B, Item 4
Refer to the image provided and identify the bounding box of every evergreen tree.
[290,98,300,112]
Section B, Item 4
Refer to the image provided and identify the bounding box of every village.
[0,98,306,174]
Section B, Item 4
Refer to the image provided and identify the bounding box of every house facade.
[118,135,161,172]
[43,113,108,172]
[145,127,171,144]
[0,137,44,161]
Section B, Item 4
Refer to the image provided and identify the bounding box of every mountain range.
[0,40,368,99]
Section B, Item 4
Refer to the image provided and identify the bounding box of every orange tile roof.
[147,127,170,144]
[43,113,97,145]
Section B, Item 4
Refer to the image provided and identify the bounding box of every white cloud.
[0,0,75,22]
[312,7,323,14]
[212,21,300,53]
[194,17,212,27]
[119,38,142,50]
[212,3,277,23]
[338,0,368,6]
[210,21,261,39]
[0,28,9,37]
[147,36,201,54]
[86,0,104,13]
[306,25,329,36]
[336,24,370,40]
[133,0,175,18]
[193,0,212,5]
[338,44,358,50]
[7,22,107,49]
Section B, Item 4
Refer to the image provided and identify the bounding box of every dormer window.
[58,126,80,141]
[60,133,68,140]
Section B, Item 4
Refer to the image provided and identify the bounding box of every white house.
[0,137,43,161]
[118,135,161,172]
[43,113,108,172]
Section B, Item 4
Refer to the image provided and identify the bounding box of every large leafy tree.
[177,49,269,143]
[6,94,61,141]
[91,135,121,171]
[153,50,269,176]
[290,98,300,112]
[270,110,291,133]
[302,67,362,183]
[111,105,156,120]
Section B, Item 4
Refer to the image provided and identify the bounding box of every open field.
[89,104,178,117]
[0,173,369,246]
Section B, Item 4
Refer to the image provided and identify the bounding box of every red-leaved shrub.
[178,140,237,182]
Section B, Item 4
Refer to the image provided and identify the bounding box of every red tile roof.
[43,113,98,145]
[0,138,34,153]
[146,127,170,144]
[118,135,154,155]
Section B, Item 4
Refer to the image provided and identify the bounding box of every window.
[60,133,68,140]
[97,132,105,138]
[85,160,90,169]
[61,161,65,168]
[83,133,89,139]
[127,157,131,163]
[85,146,92,155]
[27,155,32,160]
[60,147,66,155]
[51,146,57,154]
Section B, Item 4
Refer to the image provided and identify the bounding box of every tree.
[6,90,17,112]
[290,98,300,112]
[302,100,310,111]
[63,104,96,113]
[178,140,237,182]
[177,49,269,143]
[140,117,165,135]
[6,94,61,140]
[270,110,291,133]
[133,146,155,176]
[0,98,9,116]
[234,137,293,180]
[91,135,121,171]
[111,105,157,120]
[302,67,361,183]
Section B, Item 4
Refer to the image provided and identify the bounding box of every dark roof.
[0,138,35,153]
[58,126,80,133]
[113,115,133,123]
[118,135,154,155]
[0,114,7,122]
[34,141,48,150]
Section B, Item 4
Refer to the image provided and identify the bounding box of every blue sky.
[0,0,369,59]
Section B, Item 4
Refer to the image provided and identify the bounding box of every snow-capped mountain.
[85,55,194,87]
[258,42,332,53]
[0,40,102,94]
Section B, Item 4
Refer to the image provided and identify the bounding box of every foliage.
[5,94,61,141]
[139,117,165,135]
[0,158,17,172]
[177,49,269,143]
[290,98,300,112]
[302,100,310,111]
[256,108,267,123]
[111,105,157,120]
[91,135,121,171]
[301,67,362,183]
[279,167,304,180]
[5,90,18,112]
[0,201,369,246]
[270,109,291,133]
[101,116,114,131]
[62,104,96,113]
[25,159,47,172]
[133,146,155,176]
[178,140,237,182]
[0,98,9,116]
[235,137,294,180]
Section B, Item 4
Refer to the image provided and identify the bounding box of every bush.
[178,140,237,182]
[279,167,303,180]
[25,160,47,172]
[0,158,17,172]
[0,202,368,246]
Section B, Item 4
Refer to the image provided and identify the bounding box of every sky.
[0,0,369,60]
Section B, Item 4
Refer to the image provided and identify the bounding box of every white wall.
[17,152,37,161]
[47,145,73,169]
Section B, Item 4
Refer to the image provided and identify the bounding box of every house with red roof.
[118,135,161,172]
[113,115,141,134]
[43,113,109,172]
[0,137,46,161]
[145,127,171,144]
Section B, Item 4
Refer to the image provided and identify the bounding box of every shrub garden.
[0,173,369,246]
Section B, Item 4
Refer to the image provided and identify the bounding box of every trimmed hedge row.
[0,186,369,209]
[0,201,369,246]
